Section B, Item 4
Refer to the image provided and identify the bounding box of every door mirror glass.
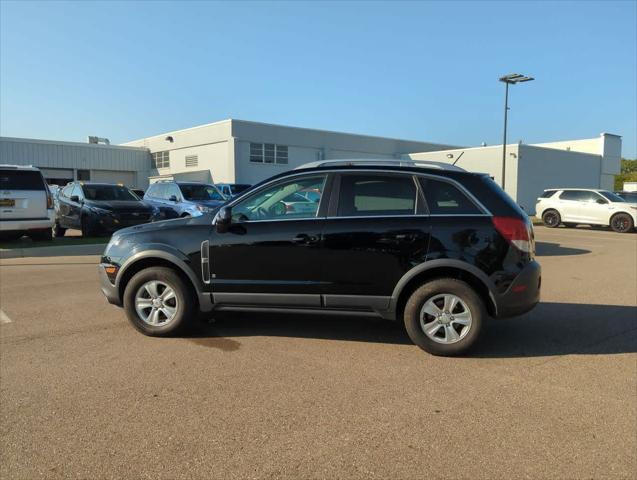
[70,195,80,203]
[215,206,232,233]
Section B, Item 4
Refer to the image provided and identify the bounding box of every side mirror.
[596,198,608,204]
[215,206,232,233]
[169,195,178,202]
[70,195,80,203]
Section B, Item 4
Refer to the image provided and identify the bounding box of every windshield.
[599,191,625,203]
[180,184,225,201]
[230,184,251,195]
[82,185,139,201]
[619,192,637,202]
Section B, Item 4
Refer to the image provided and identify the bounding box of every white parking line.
[0,310,12,324]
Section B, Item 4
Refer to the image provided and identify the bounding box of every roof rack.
[294,159,466,172]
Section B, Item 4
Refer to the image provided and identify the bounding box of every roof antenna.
[452,151,465,166]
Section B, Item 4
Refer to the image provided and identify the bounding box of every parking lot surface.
[1,226,635,479]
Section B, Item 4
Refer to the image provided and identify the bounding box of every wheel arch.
[390,260,497,321]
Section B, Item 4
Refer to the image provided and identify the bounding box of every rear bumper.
[0,212,54,232]
[493,260,541,318]
[99,264,122,307]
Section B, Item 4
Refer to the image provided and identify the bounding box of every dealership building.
[0,119,622,215]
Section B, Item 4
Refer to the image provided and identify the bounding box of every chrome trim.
[200,240,211,284]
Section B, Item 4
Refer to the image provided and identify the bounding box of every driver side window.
[232,175,326,222]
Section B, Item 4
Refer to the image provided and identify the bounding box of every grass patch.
[0,235,108,250]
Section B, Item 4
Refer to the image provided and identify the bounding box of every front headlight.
[88,206,115,216]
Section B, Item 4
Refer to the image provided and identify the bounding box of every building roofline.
[121,118,461,149]
[0,136,149,151]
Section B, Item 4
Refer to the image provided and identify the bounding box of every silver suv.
[0,165,54,241]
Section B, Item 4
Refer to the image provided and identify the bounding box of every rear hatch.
[0,169,49,220]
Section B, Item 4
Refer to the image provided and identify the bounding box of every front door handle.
[292,234,319,245]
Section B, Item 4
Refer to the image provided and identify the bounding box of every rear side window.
[337,174,417,217]
[0,170,45,190]
[420,178,481,215]
[540,190,557,198]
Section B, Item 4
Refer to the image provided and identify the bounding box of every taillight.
[285,204,295,212]
[46,190,53,209]
[492,216,532,252]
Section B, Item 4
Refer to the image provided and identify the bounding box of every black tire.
[542,209,561,228]
[0,231,24,241]
[81,215,99,237]
[404,278,485,356]
[123,266,196,336]
[53,222,66,237]
[610,213,634,233]
[30,229,53,241]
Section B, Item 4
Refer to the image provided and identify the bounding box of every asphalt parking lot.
[0,226,635,479]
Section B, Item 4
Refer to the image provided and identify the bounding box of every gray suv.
[143,181,227,219]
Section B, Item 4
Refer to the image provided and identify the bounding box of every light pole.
[499,73,534,190]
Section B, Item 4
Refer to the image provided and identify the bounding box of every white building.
[0,119,622,216]
[122,119,458,186]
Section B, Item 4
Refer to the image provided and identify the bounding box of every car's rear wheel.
[81,215,99,237]
[610,213,634,233]
[404,278,485,356]
[542,209,561,228]
[123,267,195,336]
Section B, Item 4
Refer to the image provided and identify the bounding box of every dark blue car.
[143,181,227,219]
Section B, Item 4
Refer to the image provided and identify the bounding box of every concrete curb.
[0,243,106,259]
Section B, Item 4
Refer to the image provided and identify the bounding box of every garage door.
[91,170,136,187]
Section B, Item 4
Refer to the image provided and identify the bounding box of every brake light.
[285,204,295,212]
[46,189,53,209]
[492,216,532,252]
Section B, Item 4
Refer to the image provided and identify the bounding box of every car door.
[320,172,431,310]
[57,184,80,228]
[556,190,586,221]
[208,173,330,306]
[67,184,84,228]
[578,191,609,224]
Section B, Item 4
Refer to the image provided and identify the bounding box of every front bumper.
[493,260,541,318]
[88,213,155,233]
[99,264,122,307]
[0,212,54,232]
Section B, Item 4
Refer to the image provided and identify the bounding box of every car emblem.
[132,212,140,216]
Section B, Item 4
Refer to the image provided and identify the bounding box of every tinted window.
[230,184,251,195]
[232,175,326,221]
[420,178,481,214]
[179,184,225,201]
[559,190,594,201]
[338,174,416,217]
[618,192,637,202]
[166,184,181,200]
[599,191,624,202]
[0,170,45,190]
[540,190,558,198]
[81,185,138,201]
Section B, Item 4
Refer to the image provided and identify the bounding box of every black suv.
[99,161,541,356]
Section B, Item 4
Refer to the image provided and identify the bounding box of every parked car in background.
[99,160,541,357]
[615,191,637,204]
[536,188,636,233]
[54,182,159,237]
[143,181,227,219]
[130,188,145,199]
[0,165,55,241]
[216,183,251,199]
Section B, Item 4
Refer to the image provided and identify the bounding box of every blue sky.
[1,0,636,157]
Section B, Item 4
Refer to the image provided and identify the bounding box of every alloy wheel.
[135,280,179,326]
[420,294,472,344]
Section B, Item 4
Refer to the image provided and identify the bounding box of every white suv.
[536,188,637,233]
[0,165,55,241]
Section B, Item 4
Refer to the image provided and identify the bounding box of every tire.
[404,278,485,356]
[30,229,53,241]
[123,266,196,336]
[0,231,24,241]
[81,215,99,237]
[542,209,561,228]
[53,222,66,237]
[610,213,634,233]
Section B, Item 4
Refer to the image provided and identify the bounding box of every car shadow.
[190,302,636,357]
[535,241,591,256]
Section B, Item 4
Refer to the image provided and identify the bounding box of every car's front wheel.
[610,213,634,233]
[123,266,195,336]
[53,221,66,237]
[542,209,561,228]
[404,278,485,356]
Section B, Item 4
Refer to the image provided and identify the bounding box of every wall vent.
[185,155,198,168]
